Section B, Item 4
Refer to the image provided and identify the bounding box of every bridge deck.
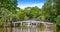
[12,20,53,24]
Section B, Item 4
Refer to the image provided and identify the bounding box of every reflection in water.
[0,27,54,32]
[0,25,54,32]
[12,27,53,32]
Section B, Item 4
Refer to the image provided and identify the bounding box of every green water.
[0,24,56,32]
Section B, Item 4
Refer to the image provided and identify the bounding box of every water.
[12,27,43,32]
[0,26,54,32]
[0,23,55,32]
[12,27,54,32]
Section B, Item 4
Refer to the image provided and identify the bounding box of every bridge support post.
[36,23,37,26]
[21,22,22,26]
[14,23,15,27]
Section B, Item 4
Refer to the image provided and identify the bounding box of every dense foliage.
[0,0,60,31]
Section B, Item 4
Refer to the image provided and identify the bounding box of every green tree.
[53,0,60,15]
[25,6,41,19]
[41,0,56,21]
[53,0,60,30]
[16,9,28,20]
[0,8,12,26]
[0,0,17,10]
[30,6,41,19]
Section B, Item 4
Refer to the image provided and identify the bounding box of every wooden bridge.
[12,20,53,27]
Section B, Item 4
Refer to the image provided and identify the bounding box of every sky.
[17,0,46,9]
